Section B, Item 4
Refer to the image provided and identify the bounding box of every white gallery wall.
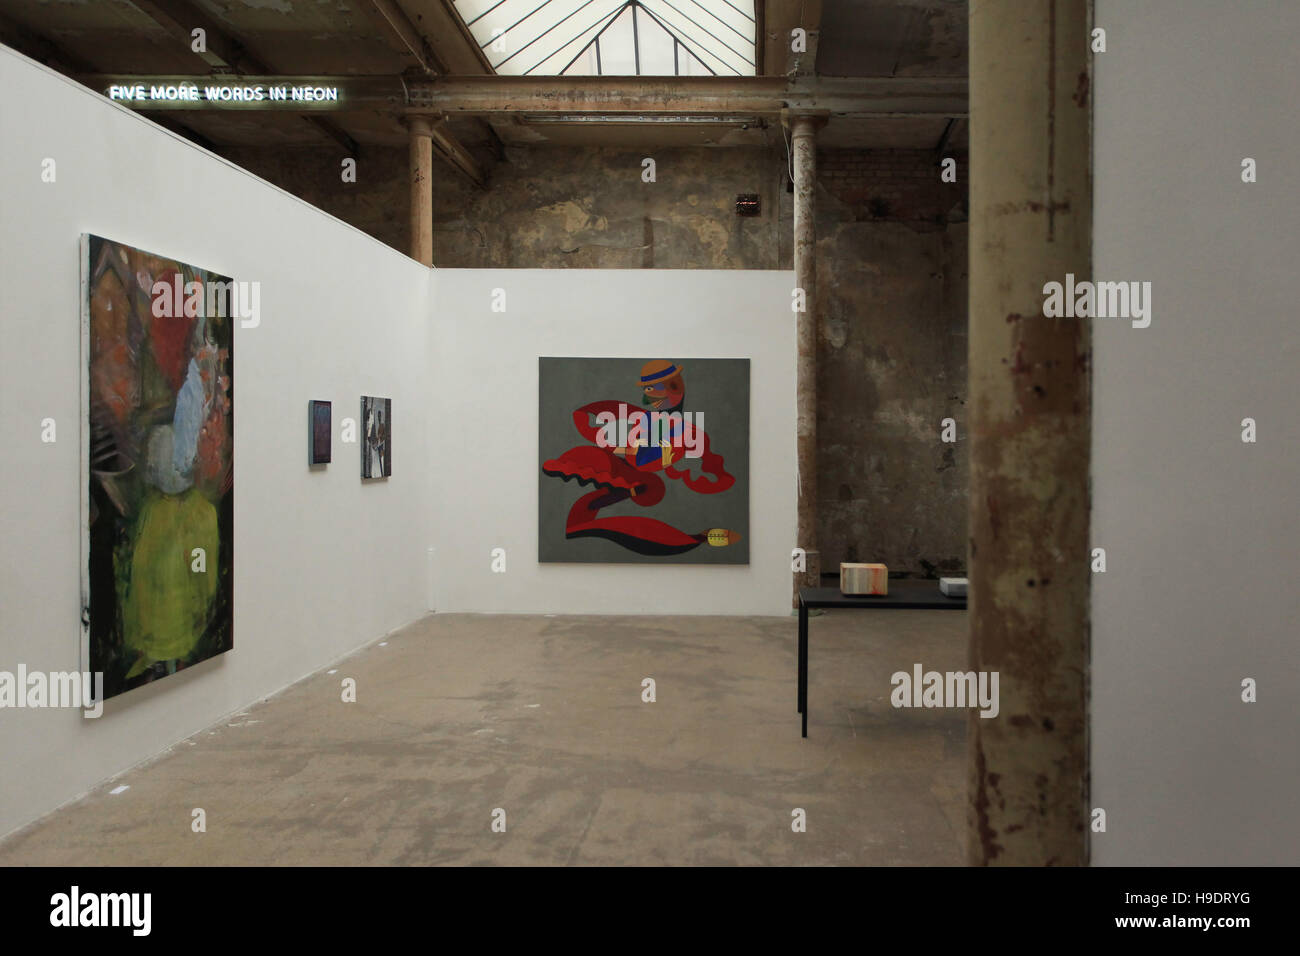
[1092,0,1300,864]
[429,269,797,616]
[0,49,435,837]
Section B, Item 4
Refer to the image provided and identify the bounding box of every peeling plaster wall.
[816,220,968,576]
[433,147,789,270]
[815,151,969,576]
[220,143,969,576]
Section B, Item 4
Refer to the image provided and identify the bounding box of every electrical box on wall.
[735,194,760,217]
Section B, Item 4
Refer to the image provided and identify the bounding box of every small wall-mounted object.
[735,193,761,217]
[309,400,331,464]
[841,563,888,596]
[939,577,968,598]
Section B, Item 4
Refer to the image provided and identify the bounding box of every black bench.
[798,583,967,737]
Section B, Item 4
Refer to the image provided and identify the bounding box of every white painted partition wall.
[428,269,797,617]
[0,49,436,837]
[1091,0,1300,864]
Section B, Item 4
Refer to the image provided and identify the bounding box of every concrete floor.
[0,610,968,865]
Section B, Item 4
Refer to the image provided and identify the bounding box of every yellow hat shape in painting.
[639,359,683,387]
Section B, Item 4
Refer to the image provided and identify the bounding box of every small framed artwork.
[309,400,331,465]
[361,396,391,478]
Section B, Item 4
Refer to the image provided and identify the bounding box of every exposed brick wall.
[819,150,969,223]
[219,146,409,255]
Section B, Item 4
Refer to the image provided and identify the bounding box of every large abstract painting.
[538,357,749,564]
[82,235,234,701]
[361,396,391,478]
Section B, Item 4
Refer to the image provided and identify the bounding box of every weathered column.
[967,0,1092,865]
[791,113,825,602]
[406,116,435,267]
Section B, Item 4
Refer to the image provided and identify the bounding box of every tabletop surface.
[799,581,967,610]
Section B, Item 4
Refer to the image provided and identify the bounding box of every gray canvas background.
[538,357,750,564]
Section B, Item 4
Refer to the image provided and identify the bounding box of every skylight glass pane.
[637,12,678,75]
[641,0,753,74]
[599,9,638,74]
[453,0,756,76]
[530,4,625,74]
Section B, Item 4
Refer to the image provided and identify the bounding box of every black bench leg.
[799,600,808,737]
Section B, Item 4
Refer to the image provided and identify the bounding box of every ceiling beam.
[934,116,958,157]
[0,12,93,72]
[356,0,498,76]
[422,0,517,153]
[125,0,359,155]
[360,1,499,183]
[427,116,486,187]
[0,12,218,150]
[762,0,823,77]
[762,0,800,77]
[424,0,497,74]
[80,74,966,117]
[362,0,445,74]
[789,0,821,78]
[411,74,964,117]
[127,0,258,72]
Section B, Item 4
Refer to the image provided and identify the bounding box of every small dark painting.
[361,396,391,478]
[309,400,331,464]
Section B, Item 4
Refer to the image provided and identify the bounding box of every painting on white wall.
[81,234,234,701]
[538,357,749,564]
[361,396,391,478]
[309,400,331,465]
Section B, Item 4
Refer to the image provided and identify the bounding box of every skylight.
[453,0,757,77]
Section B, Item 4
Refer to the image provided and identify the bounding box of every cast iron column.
[791,113,825,602]
[407,116,435,267]
[968,0,1092,865]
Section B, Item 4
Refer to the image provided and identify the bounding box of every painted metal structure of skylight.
[452,0,756,77]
